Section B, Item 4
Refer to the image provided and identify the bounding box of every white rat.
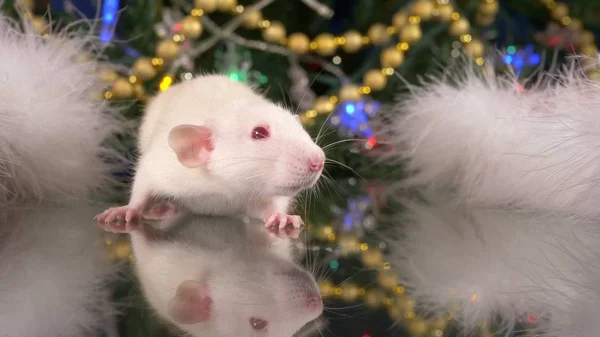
[96,74,325,236]
[99,210,323,337]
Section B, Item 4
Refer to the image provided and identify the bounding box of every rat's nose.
[306,294,323,312]
[308,154,325,172]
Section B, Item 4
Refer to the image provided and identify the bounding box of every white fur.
[129,75,324,217]
[0,203,116,337]
[389,197,600,335]
[0,13,125,204]
[130,213,322,337]
[380,57,600,216]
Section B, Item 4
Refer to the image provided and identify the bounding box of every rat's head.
[167,254,323,337]
[167,86,325,198]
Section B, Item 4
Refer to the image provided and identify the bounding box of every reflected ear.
[168,124,214,168]
[168,280,213,325]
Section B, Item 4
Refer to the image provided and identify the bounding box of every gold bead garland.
[310,224,452,337]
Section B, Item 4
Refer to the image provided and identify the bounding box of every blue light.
[504,55,513,64]
[514,57,524,69]
[345,103,356,115]
[343,214,353,229]
[529,54,541,65]
[100,0,120,44]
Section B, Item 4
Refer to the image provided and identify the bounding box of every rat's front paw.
[95,206,141,233]
[265,213,304,239]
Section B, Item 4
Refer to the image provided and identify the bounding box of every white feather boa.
[0,12,125,204]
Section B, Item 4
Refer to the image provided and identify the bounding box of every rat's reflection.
[0,203,116,337]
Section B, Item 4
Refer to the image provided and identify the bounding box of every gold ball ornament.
[577,30,595,47]
[241,9,263,29]
[111,78,134,99]
[378,270,399,290]
[368,23,390,46]
[133,83,145,97]
[436,4,454,21]
[132,57,157,81]
[263,21,286,43]
[111,239,132,260]
[409,319,428,337]
[194,0,217,12]
[365,289,386,308]
[31,16,48,34]
[400,24,422,44]
[342,30,363,53]
[363,70,388,91]
[217,0,237,12]
[478,1,499,16]
[587,71,600,81]
[98,67,118,83]
[465,39,485,58]
[180,16,203,39]
[411,0,434,20]
[476,13,495,27]
[319,280,334,297]
[314,33,337,56]
[314,96,335,114]
[287,33,310,54]
[361,248,384,268]
[341,283,360,302]
[338,234,359,255]
[339,84,362,102]
[551,3,569,21]
[582,44,598,56]
[380,47,404,68]
[449,18,470,37]
[568,18,583,31]
[156,40,180,62]
[393,11,408,29]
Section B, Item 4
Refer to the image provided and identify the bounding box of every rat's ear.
[168,124,214,168]
[168,280,213,325]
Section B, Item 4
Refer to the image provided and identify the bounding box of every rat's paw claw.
[95,206,141,233]
[264,213,305,239]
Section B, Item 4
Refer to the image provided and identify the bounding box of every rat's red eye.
[249,317,268,331]
[251,126,270,140]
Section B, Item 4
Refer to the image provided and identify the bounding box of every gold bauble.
[411,0,434,20]
[409,319,428,337]
[133,83,145,97]
[342,30,363,53]
[587,71,600,81]
[568,18,583,31]
[216,0,237,12]
[378,270,399,289]
[449,18,470,37]
[339,84,361,102]
[31,16,48,34]
[478,1,499,16]
[577,30,595,47]
[98,67,118,83]
[380,47,404,68]
[365,289,385,308]
[132,57,157,81]
[180,16,203,38]
[476,13,495,27]
[465,39,485,58]
[314,33,337,56]
[341,283,359,302]
[111,239,132,260]
[582,44,598,56]
[263,21,286,43]
[551,3,568,20]
[363,70,387,91]
[338,234,359,255]
[156,40,180,62]
[287,33,310,54]
[361,248,384,268]
[319,280,334,297]
[194,0,217,12]
[392,11,408,29]
[314,96,335,114]
[241,9,263,29]
[400,24,422,44]
[436,4,454,22]
[368,23,390,46]
[111,78,134,99]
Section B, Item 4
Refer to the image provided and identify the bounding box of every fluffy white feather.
[379,57,600,216]
[388,197,600,335]
[0,13,125,204]
[0,203,117,337]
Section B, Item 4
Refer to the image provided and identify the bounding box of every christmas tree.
[9,0,600,336]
